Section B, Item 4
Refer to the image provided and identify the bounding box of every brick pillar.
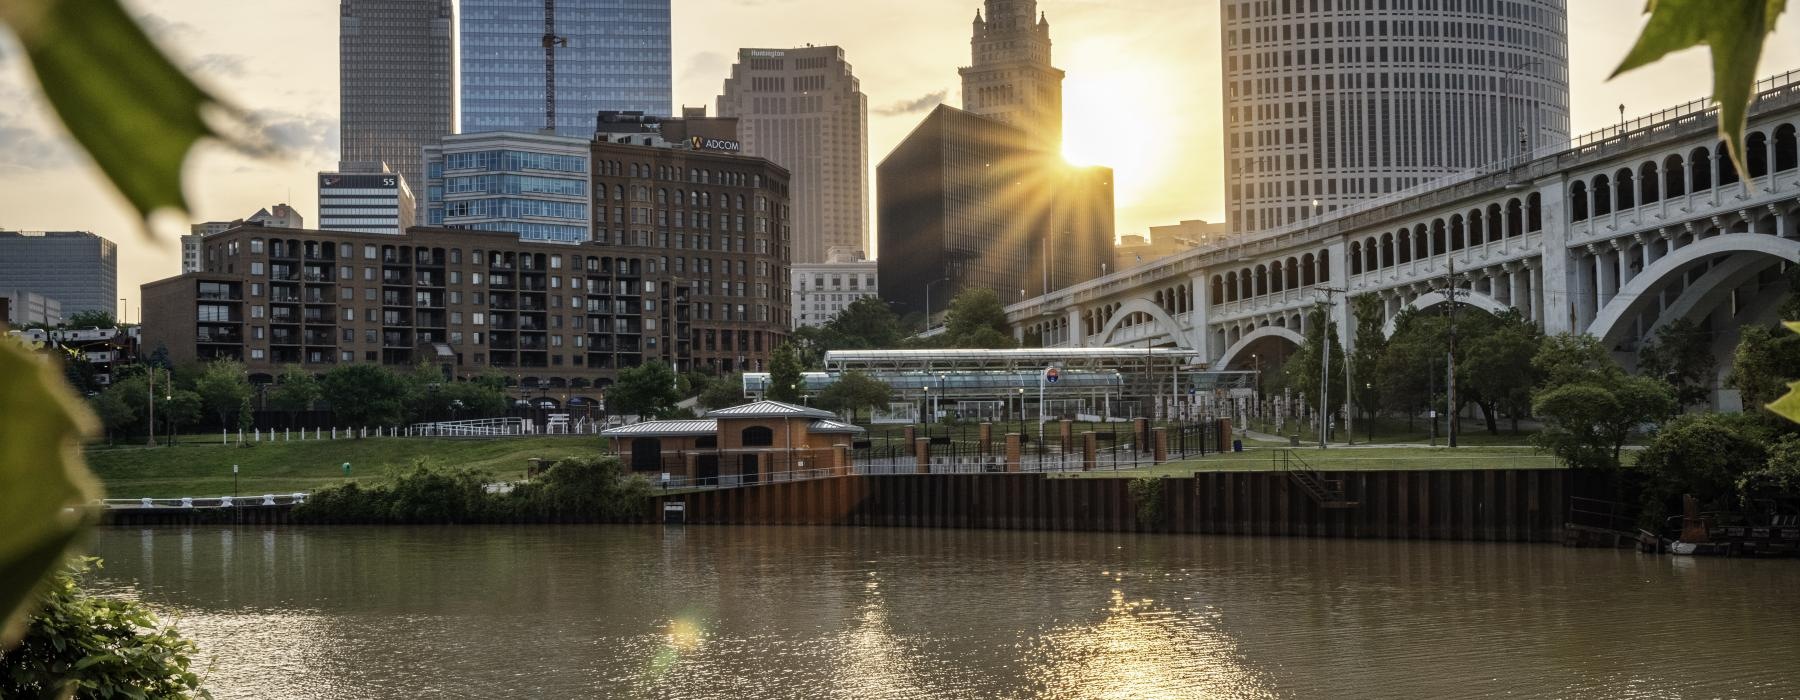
[1060,419,1074,453]
[1133,417,1149,453]
[979,422,992,454]
[833,443,850,476]
[1219,417,1234,451]
[1153,427,1168,463]
[1082,431,1098,471]
[904,426,916,455]
[1005,433,1022,473]
[915,437,931,474]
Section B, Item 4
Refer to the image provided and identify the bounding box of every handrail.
[98,493,308,509]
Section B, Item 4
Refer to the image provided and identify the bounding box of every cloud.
[130,10,199,43]
[677,51,729,89]
[187,53,249,79]
[247,109,338,163]
[873,89,947,116]
[0,120,75,169]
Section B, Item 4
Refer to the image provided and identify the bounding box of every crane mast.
[542,0,566,132]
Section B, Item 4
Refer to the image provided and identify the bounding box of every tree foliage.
[1530,334,1677,470]
[696,373,746,410]
[321,364,409,428]
[1637,318,1716,410]
[816,371,892,422]
[608,361,680,419]
[1636,412,1772,522]
[1462,310,1543,433]
[1348,295,1387,436]
[0,558,205,698]
[1282,307,1345,419]
[939,287,1017,349]
[267,364,321,414]
[62,310,116,330]
[765,343,806,403]
[294,456,650,524]
[192,359,251,430]
[1728,323,1800,415]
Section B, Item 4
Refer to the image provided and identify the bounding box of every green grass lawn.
[1048,445,1565,478]
[86,435,604,498]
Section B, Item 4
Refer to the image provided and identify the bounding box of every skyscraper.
[717,46,868,263]
[339,0,454,200]
[459,0,673,137]
[0,230,118,317]
[1220,0,1570,234]
[318,165,416,234]
[878,105,1112,318]
[959,0,1065,152]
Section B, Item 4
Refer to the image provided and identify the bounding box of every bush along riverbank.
[293,456,651,524]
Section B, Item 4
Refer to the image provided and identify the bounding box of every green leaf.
[0,339,101,647]
[1770,323,1800,426]
[0,0,258,229]
[1610,0,1787,183]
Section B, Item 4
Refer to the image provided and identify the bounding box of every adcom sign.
[689,136,741,152]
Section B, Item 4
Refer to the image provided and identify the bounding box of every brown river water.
[88,525,1800,699]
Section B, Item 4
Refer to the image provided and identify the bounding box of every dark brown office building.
[142,135,790,401]
[877,104,1112,317]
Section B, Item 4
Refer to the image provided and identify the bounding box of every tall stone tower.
[958,0,1065,152]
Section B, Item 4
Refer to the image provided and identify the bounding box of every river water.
[88,525,1800,699]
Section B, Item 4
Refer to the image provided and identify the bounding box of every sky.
[0,0,1797,315]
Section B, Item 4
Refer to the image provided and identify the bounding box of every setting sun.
[1059,37,1181,210]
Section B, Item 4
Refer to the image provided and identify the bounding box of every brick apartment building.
[142,134,791,403]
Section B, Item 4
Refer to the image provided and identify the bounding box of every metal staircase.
[1276,450,1358,509]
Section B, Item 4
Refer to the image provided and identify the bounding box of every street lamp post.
[924,277,949,333]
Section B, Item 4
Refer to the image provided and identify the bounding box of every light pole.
[1498,58,1545,159]
[924,277,949,333]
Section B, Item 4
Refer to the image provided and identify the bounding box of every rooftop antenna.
[543,0,567,132]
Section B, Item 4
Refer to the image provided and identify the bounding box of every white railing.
[98,493,308,509]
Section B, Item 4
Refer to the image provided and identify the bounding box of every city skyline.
[0,0,1795,313]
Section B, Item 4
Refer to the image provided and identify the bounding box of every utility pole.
[145,366,155,447]
[1314,286,1344,449]
[1441,255,1461,448]
[542,0,568,132]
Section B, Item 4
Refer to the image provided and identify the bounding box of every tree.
[1637,318,1716,410]
[62,310,115,329]
[267,364,321,416]
[321,364,409,428]
[0,558,205,698]
[1282,306,1345,432]
[1462,310,1543,434]
[1530,334,1677,471]
[697,373,746,410]
[1727,324,1800,415]
[608,360,680,419]
[823,296,904,349]
[1348,294,1387,439]
[1376,309,1440,430]
[937,287,1017,349]
[765,343,805,403]
[816,371,892,422]
[1636,412,1770,523]
[88,385,137,441]
[191,359,251,430]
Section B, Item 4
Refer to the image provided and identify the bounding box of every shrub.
[294,456,650,524]
[1,558,206,698]
[1128,477,1165,529]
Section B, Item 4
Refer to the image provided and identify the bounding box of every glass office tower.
[458,0,672,137]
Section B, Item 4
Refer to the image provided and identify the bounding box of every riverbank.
[86,436,599,498]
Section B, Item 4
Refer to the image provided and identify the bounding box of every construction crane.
[542,0,567,132]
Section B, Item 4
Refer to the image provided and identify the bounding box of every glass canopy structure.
[742,348,1254,421]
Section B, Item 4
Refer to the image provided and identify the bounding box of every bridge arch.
[1214,325,1305,370]
[1095,298,1195,350]
[1382,289,1514,337]
[1589,233,1800,345]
